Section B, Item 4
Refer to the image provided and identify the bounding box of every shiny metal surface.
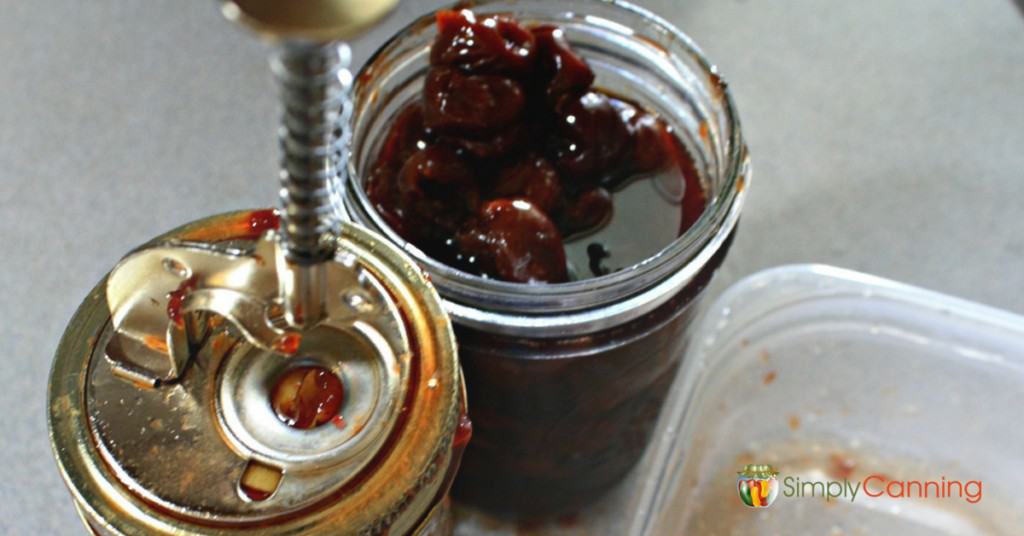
[269,42,348,268]
[223,0,396,331]
[222,0,400,42]
[49,1,462,532]
[48,212,464,535]
[96,228,412,516]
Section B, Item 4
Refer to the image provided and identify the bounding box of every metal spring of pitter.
[270,42,353,264]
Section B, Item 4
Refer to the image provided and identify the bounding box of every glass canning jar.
[334,0,749,519]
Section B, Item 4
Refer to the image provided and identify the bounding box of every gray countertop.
[2,0,1022,533]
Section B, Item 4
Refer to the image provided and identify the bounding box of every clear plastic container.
[454,264,1024,534]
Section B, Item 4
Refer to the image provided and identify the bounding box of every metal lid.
[48,211,463,535]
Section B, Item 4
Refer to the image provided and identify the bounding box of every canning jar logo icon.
[737,464,779,508]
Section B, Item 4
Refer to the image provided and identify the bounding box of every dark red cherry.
[550,92,630,183]
[423,67,526,135]
[628,112,671,174]
[599,98,673,188]
[365,162,408,236]
[375,103,428,169]
[440,122,527,160]
[560,187,613,237]
[493,156,562,213]
[532,25,595,104]
[431,10,536,76]
[397,145,479,238]
[457,199,568,283]
[363,11,711,284]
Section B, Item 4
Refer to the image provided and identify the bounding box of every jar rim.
[341,0,749,333]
